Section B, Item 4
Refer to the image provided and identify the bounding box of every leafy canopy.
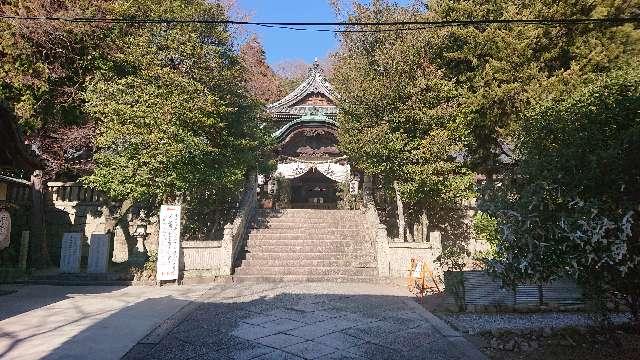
[84,0,264,209]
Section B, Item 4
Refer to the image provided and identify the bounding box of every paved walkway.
[0,284,209,360]
[125,283,485,360]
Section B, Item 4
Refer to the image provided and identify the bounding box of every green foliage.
[79,0,266,236]
[334,1,477,219]
[334,0,639,214]
[0,1,110,131]
[481,70,640,319]
[472,211,499,260]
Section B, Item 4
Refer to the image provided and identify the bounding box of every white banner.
[275,162,351,183]
[157,205,181,281]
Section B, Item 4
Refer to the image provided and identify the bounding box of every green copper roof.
[272,113,338,139]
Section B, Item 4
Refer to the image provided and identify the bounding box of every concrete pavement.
[0,284,210,360]
[125,282,486,360]
[0,282,486,360]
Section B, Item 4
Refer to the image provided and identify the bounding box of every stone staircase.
[233,209,378,282]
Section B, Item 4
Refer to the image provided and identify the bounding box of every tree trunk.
[104,199,134,262]
[420,210,429,242]
[29,170,50,268]
[394,181,405,242]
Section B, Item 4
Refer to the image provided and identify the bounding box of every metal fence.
[446,270,583,310]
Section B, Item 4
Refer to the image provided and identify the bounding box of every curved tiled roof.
[267,60,338,118]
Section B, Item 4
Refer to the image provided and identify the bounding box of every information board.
[157,205,181,281]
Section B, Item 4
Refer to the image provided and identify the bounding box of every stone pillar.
[376,223,390,277]
[19,231,29,270]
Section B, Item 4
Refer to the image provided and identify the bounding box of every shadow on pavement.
[40,283,477,360]
[0,284,126,321]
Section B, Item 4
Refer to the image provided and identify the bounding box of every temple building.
[264,60,355,209]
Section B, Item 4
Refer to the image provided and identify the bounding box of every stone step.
[244,252,376,262]
[234,266,377,277]
[240,259,351,267]
[248,234,365,241]
[251,225,363,232]
[245,244,375,254]
[232,274,379,283]
[248,228,364,235]
[246,239,358,247]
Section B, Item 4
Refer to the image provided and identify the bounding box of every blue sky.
[236,0,411,66]
[236,0,340,65]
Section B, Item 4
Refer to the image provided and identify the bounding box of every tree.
[481,70,640,321]
[333,0,639,243]
[83,0,265,254]
[0,0,111,179]
[333,1,476,242]
[239,36,286,103]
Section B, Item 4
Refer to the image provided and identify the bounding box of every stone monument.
[59,232,82,273]
[87,233,110,273]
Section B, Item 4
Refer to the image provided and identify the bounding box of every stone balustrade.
[362,175,443,279]
[180,174,257,278]
[46,182,103,204]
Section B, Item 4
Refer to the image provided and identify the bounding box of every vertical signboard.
[87,233,110,273]
[157,205,181,281]
[59,233,82,273]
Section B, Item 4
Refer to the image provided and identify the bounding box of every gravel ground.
[441,312,632,334]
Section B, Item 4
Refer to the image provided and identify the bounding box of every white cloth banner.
[275,162,351,183]
[275,162,313,179]
[316,163,351,182]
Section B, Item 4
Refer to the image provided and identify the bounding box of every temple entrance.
[290,170,338,209]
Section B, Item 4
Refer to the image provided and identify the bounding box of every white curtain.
[316,163,351,182]
[275,162,351,183]
[275,162,313,179]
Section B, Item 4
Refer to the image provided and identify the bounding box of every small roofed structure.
[0,106,40,173]
[0,105,44,267]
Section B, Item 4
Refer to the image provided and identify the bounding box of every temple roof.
[273,113,338,141]
[0,106,41,171]
[267,60,338,119]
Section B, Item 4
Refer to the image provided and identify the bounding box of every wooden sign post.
[157,205,181,283]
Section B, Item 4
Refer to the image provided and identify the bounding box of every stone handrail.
[219,173,257,276]
[46,182,104,204]
[362,176,390,277]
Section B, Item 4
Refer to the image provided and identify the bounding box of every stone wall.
[387,233,442,278]
[44,182,159,266]
[362,175,444,280]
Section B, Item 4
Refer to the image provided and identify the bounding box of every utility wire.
[1,15,639,32]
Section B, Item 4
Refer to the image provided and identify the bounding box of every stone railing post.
[219,173,257,276]
[220,223,235,275]
[362,175,390,277]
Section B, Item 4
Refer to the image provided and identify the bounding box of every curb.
[405,300,489,360]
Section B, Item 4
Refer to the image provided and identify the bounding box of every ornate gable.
[267,60,338,119]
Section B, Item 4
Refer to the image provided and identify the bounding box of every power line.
[1,15,639,32]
